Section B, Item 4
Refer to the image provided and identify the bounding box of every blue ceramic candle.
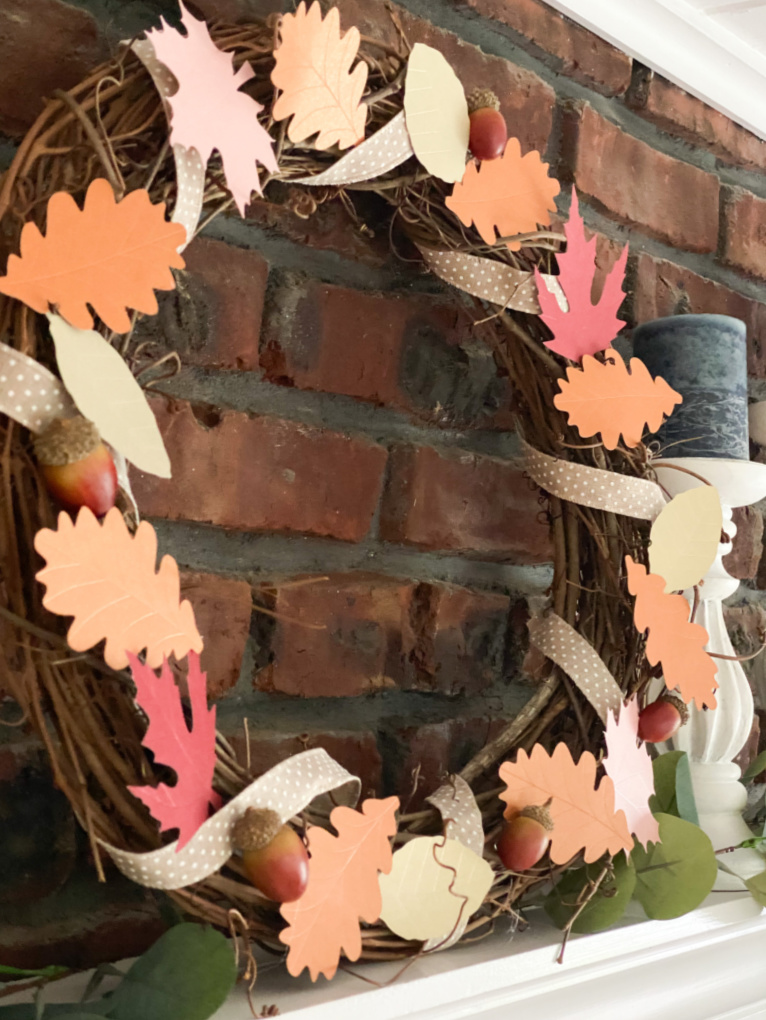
[631,314,749,460]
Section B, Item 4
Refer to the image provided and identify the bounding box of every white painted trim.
[542,0,766,141]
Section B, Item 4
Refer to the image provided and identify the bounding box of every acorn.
[468,87,508,161]
[496,803,554,872]
[34,417,117,517]
[638,693,689,743]
[232,807,309,903]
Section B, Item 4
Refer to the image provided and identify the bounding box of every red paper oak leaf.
[128,651,221,849]
[146,2,278,215]
[536,190,628,361]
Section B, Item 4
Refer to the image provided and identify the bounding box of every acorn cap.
[231,807,283,852]
[34,417,102,467]
[662,692,690,726]
[519,803,554,832]
[468,87,500,113]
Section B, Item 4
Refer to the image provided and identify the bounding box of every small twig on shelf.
[556,862,610,964]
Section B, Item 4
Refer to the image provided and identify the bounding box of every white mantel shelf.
[9,892,766,1020]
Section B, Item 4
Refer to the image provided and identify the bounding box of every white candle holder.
[652,457,766,880]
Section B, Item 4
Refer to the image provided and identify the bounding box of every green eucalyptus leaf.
[544,853,636,933]
[744,749,766,781]
[674,752,699,825]
[650,751,698,825]
[631,813,717,919]
[103,924,236,1020]
[745,869,766,907]
[0,967,68,982]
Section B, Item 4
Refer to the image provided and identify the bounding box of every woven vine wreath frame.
[0,10,657,963]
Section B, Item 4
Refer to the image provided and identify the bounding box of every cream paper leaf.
[48,314,171,478]
[649,486,722,593]
[379,835,493,943]
[403,43,469,183]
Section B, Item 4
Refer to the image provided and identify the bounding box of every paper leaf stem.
[147,1,278,215]
[49,314,170,478]
[128,653,221,849]
[603,698,659,849]
[403,43,469,183]
[271,1,367,151]
[538,190,628,361]
[34,507,203,670]
[553,349,682,450]
[626,556,719,710]
[280,797,399,981]
[649,486,722,593]
[499,743,633,864]
[0,179,185,333]
[446,138,559,251]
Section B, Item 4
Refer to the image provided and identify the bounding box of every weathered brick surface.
[459,0,632,96]
[261,279,512,426]
[723,507,764,581]
[0,0,108,136]
[180,572,252,697]
[131,399,387,541]
[380,445,551,560]
[568,105,720,252]
[721,189,766,281]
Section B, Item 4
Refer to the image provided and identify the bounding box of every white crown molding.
[543,0,766,141]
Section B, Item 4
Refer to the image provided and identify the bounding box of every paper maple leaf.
[128,652,221,849]
[146,2,278,215]
[537,190,628,361]
[626,557,719,710]
[603,698,660,849]
[0,179,185,333]
[280,796,399,981]
[499,743,632,864]
[271,1,368,151]
[34,506,203,670]
[553,349,682,450]
[445,137,560,251]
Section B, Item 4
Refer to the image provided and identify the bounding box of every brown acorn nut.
[496,803,554,872]
[638,693,689,743]
[34,417,117,517]
[232,807,309,903]
[467,87,508,162]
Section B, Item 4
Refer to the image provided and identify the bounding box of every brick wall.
[3,0,766,967]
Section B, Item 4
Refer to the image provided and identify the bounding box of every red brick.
[569,105,720,252]
[336,0,554,154]
[721,189,766,282]
[226,728,383,798]
[180,572,252,697]
[0,0,108,136]
[130,399,387,542]
[134,239,268,371]
[723,507,764,581]
[460,0,631,96]
[628,74,766,172]
[261,281,512,426]
[380,445,551,560]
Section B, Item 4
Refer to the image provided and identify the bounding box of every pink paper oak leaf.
[128,651,221,850]
[146,1,278,215]
[536,190,628,362]
[602,697,660,850]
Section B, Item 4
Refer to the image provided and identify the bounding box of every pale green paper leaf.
[403,43,469,183]
[649,486,721,593]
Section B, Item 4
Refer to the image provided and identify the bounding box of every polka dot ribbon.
[528,612,624,723]
[522,440,667,521]
[99,748,361,890]
[424,775,485,952]
[0,342,76,433]
[419,247,542,313]
[131,38,205,251]
[293,110,415,186]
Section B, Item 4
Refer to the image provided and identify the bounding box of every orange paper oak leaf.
[0,178,185,333]
[445,137,560,251]
[499,742,632,864]
[553,349,682,450]
[271,1,368,151]
[625,557,718,710]
[128,652,221,849]
[34,506,203,671]
[279,796,399,981]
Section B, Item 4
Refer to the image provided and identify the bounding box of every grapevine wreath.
[0,0,750,989]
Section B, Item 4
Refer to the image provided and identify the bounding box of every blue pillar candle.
[631,314,749,460]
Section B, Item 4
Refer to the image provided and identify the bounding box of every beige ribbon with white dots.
[99,748,360,890]
[419,247,543,313]
[523,440,667,520]
[293,111,415,186]
[0,342,76,433]
[528,612,624,723]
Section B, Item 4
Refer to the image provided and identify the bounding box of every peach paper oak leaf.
[146,1,278,215]
[603,697,660,849]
